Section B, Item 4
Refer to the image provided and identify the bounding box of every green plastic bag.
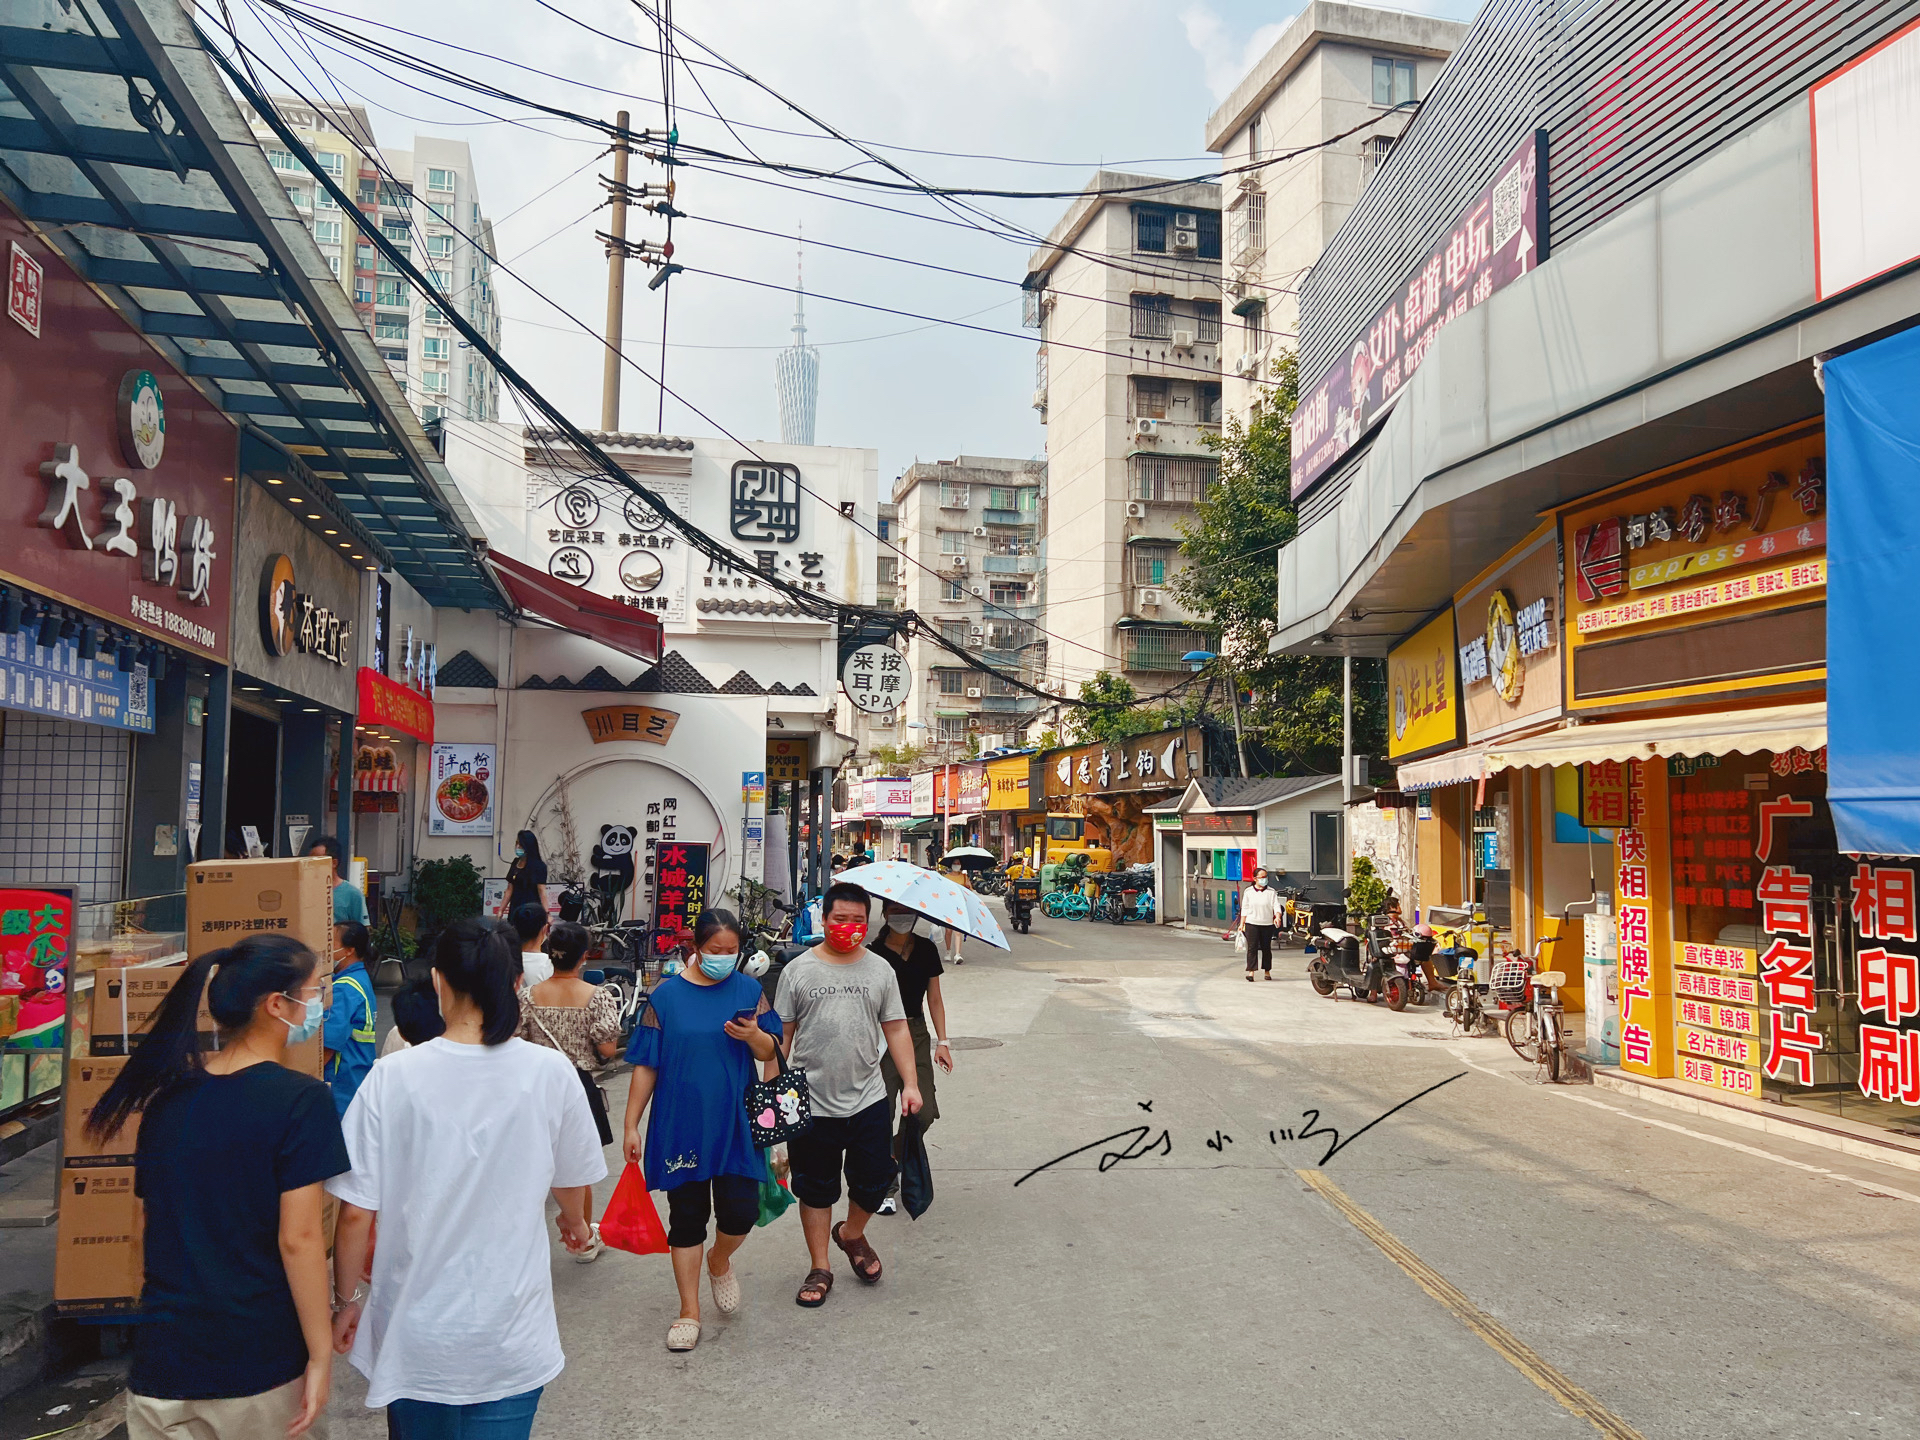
[755,1174,794,1228]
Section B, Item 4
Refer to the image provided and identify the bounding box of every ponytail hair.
[432,917,522,1045]
[86,934,318,1143]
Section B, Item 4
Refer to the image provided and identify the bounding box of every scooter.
[1367,918,1428,1011]
[1007,876,1040,934]
[1307,924,1402,1005]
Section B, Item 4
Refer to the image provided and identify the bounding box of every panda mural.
[591,823,637,908]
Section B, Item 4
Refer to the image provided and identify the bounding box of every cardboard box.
[63,1056,136,1165]
[54,1166,142,1315]
[88,963,212,1057]
[186,857,337,971]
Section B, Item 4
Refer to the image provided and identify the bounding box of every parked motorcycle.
[1307,924,1399,1005]
[1366,918,1428,1011]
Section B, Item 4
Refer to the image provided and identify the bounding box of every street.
[326,910,1920,1440]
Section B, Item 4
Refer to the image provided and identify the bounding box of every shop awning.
[1480,702,1827,773]
[884,817,933,832]
[1396,744,1495,791]
[488,552,663,666]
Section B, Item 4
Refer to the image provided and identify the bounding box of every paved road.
[326,913,1920,1439]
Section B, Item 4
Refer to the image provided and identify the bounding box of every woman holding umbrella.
[870,902,953,1216]
[939,861,974,964]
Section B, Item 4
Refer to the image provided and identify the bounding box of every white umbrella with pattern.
[835,860,1010,950]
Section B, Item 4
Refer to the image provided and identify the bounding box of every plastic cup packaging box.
[55,858,339,1312]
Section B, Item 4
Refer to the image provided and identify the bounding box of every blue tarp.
[1826,325,1920,857]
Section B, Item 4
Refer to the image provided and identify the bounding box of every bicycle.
[1043,888,1091,920]
[1502,900,1598,1082]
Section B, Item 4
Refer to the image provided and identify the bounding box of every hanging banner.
[650,840,710,953]
[357,667,433,744]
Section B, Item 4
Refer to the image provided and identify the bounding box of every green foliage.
[1066,672,1167,744]
[409,855,485,929]
[869,742,926,770]
[1346,855,1389,918]
[1171,349,1386,774]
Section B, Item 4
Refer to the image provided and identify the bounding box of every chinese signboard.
[1559,422,1826,712]
[581,704,680,745]
[1292,132,1546,499]
[651,841,709,954]
[985,756,1030,811]
[767,737,808,784]
[1042,726,1203,802]
[0,627,152,734]
[955,763,986,814]
[1386,609,1461,761]
[1613,760,1661,1079]
[427,742,495,837]
[840,642,911,713]
[910,770,935,817]
[356,667,433,745]
[862,777,913,817]
[1454,527,1559,743]
[1,217,235,665]
[1182,812,1257,835]
[261,554,351,667]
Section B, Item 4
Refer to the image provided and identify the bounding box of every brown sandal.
[832,1221,883,1283]
[796,1268,833,1307]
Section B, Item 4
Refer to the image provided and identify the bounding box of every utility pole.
[600,109,631,432]
[1341,654,1353,888]
[1224,659,1248,778]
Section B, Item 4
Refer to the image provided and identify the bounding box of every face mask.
[885,914,915,934]
[1255,879,1268,889]
[826,921,867,952]
[514,847,525,858]
[522,950,554,987]
[280,991,323,1046]
[698,950,739,981]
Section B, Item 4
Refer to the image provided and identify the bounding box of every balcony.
[981,509,1024,526]
[938,489,971,510]
[980,694,1037,712]
[981,555,1037,574]
[984,603,1040,622]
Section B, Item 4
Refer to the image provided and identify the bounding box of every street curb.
[1593,1069,1920,1173]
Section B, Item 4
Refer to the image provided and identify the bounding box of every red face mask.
[825,921,868,952]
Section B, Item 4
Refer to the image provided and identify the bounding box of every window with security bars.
[989,582,1029,605]
[1132,547,1171,585]
[939,670,968,694]
[1130,294,1173,339]
[940,621,968,645]
[1193,301,1222,344]
[1361,134,1396,186]
[1133,376,1169,420]
[1126,627,1211,672]
[1131,455,1217,503]
[1135,209,1167,252]
[1229,191,1266,266]
[936,717,969,742]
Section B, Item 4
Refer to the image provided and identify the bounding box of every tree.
[869,742,925,770]
[1171,351,1386,774]
[1064,672,1166,744]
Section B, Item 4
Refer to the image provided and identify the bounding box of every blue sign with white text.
[0,629,152,734]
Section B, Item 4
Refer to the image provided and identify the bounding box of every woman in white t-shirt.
[327,919,608,1439]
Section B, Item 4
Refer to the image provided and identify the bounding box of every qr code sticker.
[129,664,150,721]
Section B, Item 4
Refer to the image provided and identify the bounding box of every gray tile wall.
[0,714,130,905]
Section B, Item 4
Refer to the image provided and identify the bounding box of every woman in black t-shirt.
[871,902,954,1215]
[89,935,349,1439]
[506,829,550,915]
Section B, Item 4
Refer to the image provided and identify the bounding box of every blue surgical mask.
[514,847,525,858]
[280,991,323,1046]
[698,951,739,981]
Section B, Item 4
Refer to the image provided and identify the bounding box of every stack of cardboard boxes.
[55,858,336,1314]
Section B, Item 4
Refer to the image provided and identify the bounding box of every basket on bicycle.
[1489,956,1533,1008]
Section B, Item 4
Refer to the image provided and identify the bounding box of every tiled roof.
[719,670,766,695]
[696,598,816,616]
[435,649,497,689]
[576,666,626,692]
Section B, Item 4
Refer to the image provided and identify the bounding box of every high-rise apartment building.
[242,101,502,425]
[888,456,1046,756]
[1026,176,1222,693]
[1204,3,1466,428]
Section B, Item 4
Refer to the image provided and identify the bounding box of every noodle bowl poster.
[428,741,497,837]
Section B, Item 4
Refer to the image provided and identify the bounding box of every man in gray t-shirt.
[776,884,922,1307]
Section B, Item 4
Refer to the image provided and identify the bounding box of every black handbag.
[898,1111,934,1219]
[744,1044,813,1150]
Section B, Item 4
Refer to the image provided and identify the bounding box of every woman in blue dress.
[622,908,780,1352]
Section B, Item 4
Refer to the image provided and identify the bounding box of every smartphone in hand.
[732,1008,757,1024]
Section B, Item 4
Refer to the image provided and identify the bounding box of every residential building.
[1204,3,1466,428]
[890,456,1046,757]
[241,99,502,425]
[1025,175,1223,694]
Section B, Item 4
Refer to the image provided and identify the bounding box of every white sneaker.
[574,1222,604,1263]
[876,1196,898,1216]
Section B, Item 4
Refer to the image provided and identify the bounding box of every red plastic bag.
[598,1162,669,1255]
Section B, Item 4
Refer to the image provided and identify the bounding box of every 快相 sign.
[1291,132,1547,500]
[1,217,235,663]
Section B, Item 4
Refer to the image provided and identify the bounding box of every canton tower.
[775,235,819,445]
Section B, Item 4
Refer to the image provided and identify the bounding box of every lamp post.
[1183,650,1248,779]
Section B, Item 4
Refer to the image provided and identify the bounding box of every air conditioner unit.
[1171,228,1199,253]
[1235,353,1259,377]
[1031,389,1048,411]
[948,554,967,569]
[1171,328,1196,351]
[1225,275,1248,301]
[969,626,986,639]
[973,526,988,537]
[966,687,983,699]
[1135,418,1160,438]
[1175,212,1198,230]
[1140,588,1163,607]
[1124,500,1147,519]
[968,584,985,597]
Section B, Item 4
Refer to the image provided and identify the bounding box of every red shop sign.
[356,667,434,744]
[0,212,236,662]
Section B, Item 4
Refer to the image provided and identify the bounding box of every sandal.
[832,1221,883,1283]
[709,1264,741,1316]
[796,1268,834,1308]
[666,1317,701,1351]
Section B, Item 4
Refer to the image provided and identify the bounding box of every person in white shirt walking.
[1239,869,1282,982]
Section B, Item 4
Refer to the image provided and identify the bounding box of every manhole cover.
[1054,976,1111,984]
[946,1036,1003,1051]
[1148,1012,1214,1020]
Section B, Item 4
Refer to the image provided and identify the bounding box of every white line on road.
[1550,1091,1920,1205]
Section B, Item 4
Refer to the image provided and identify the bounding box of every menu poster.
[428,742,496,837]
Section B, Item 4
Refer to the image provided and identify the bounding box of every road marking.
[1297,1168,1646,1440]
[1550,1092,1920,1205]
[1029,934,1074,949]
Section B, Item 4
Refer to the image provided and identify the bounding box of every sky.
[218,0,1480,484]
